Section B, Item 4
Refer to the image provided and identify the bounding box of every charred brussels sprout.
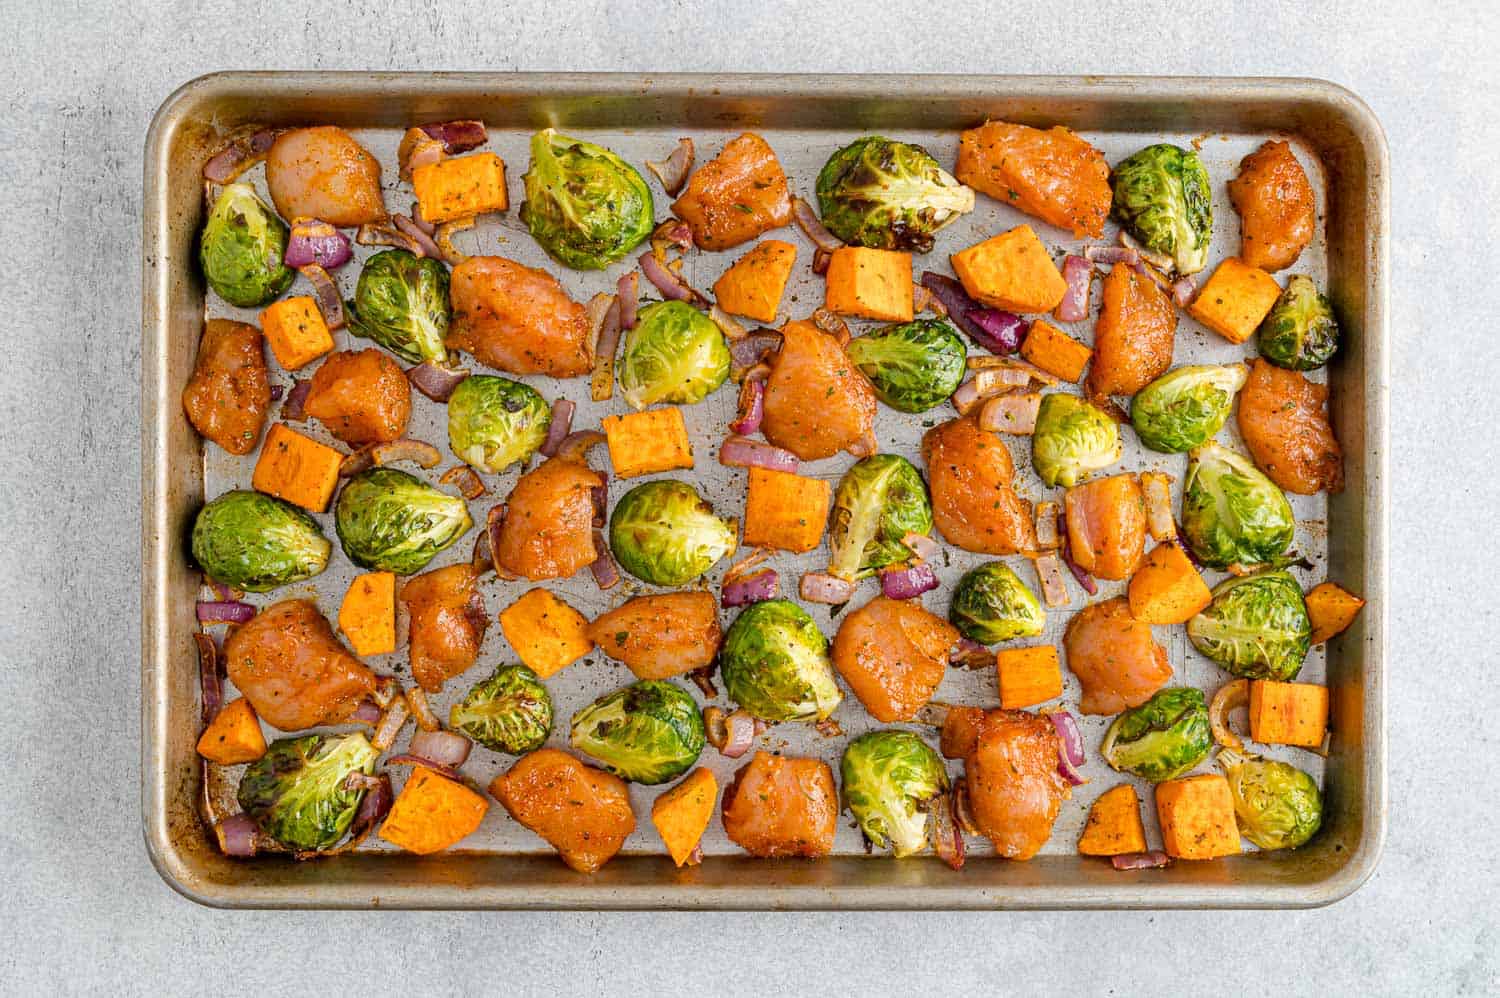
[1218,747,1322,850]
[1031,393,1122,487]
[1100,687,1212,782]
[1181,442,1295,569]
[520,128,654,270]
[618,300,731,410]
[345,249,450,364]
[199,183,294,307]
[828,455,933,581]
[1188,570,1311,681]
[815,136,975,252]
[949,562,1046,644]
[237,732,378,851]
[191,490,331,592]
[1257,275,1341,371]
[845,319,967,413]
[449,665,553,755]
[447,375,551,473]
[841,730,949,857]
[721,599,843,723]
[1130,364,1248,454]
[569,680,705,784]
[335,468,472,575]
[608,479,736,586]
[1110,144,1213,275]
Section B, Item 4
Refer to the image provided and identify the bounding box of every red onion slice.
[1057,255,1092,321]
[650,219,694,257]
[710,304,749,342]
[355,223,425,256]
[268,383,285,402]
[399,129,447,183]
[298,263,346,331]
[1035,552,1071,608]
[590,528,621,590]
[791,196,843,253]
[371,699,411,752]
[1084,245,1140,265]
[434,218,471,266]
[1141,472,1176,541]
[409,729,473,767]
[439,464,487,500]
[931,792,965,870]
[338,446,376,479]
[913,285,947,317]
[638,251,707,306]
[1112,850,1171,871]
[948,638,995,670]
[879,562,939,600]
[484,504,514,579]
[195,633,223,729]
[800,571,856,605]
[687,664,717,698]
[812,248,833,275]
[555,430,606,466]
[729,379,765,436]
[918,272,1026,354]
[616,271,639,330]
[977,392,1041,435]
[1209,678,1250,751]
[1047,710,1087,786]
[404,687,441,732]
[406,362,470,402]
[901,531,940,564]
[1171,275,1197,308]
[202,128,279,184]
[645,138,695,196]
[1034,500,1061,550]
[409,202,437,236]
[951,777,981,837]
[721,567,779,607]
[719,710,759,759]
[718,435,798,473]
[1118,231,1176,272]
[537,398,576,457]
[346,773,394,839]
[285,219,353,270]
[589,297,623,403]
[729,331,781,380]
[419,119,488,153]
[214,813,262,857]
[383,755,464,781]
[196,600,256,625]
[1058,514,1098,595]
[392,214,444,260]
[591,484,608,528]
[351,699,383,725]
[371,438,442,469]
[811,307,852,345]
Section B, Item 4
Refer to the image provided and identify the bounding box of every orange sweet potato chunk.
[1305,582,1365,644]
[713,240,797,323]
[379,766,490,855]
[651,767,719,867]
[1187,258,1283,344]
[1127,543,1212,625]
[1156,774,1241,860]
[260,296,334,371]
[195,697,268,765]
[1078,783,1148,856]
[251,423,344,512]
[1249,680,1329,749]
[995,646,1063,709]
[412,152,508,224]
[602,408,694,479]
[1021,319,1092,383]
[951,225,1067,314]
[742,467,831,553]
[824,247,914,322]
[498,588,594,678]
[339,571,396,656]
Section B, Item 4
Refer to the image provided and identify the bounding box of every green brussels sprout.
[1188,570,1311,681]
[446,375,551,474]
[1181,442,1295,569]
[199,183,295,307]
[721,599,843,723]
[1099,687,1212,782]
[617,300,731,410]
[608,479,737,586]
[1217,747,1323,850]
[1130,364,1248,454]
[1031,393,1122,487]
[569,680,705,784]
[237,732,378,851]
[845,319,967,413]
[948,562,1046,644]
[1110,144,1213,275]
[828,455,933,581]
[815,136,975,252]
[520,128,654,270]
[334,468,472,575]
[191,490,331,592]
[1257,275,1341,371]
[449,665,553,755]
[841,730,949,857]
[345,249,450,364]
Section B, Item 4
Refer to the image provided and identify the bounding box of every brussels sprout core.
[828,454,933,581]
[1110,144,1213,275]
[237,733,379,851]
[200,183,295,307]
[447,375,552,473]
[721,599,843,723]
[816,136,975,252]
[569,680,705,784]
[846,319,967,413]
[521,128,655,270]
[841,730,949,856]
[618,300,732,410]
[1099,687,1212,782]
[608,479,736,586]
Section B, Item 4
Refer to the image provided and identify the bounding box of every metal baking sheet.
[142,73,1387,909]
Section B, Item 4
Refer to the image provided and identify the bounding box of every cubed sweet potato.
[1187,258,1283,344]
[379,765,490,855]
[995,646,1063,709]
[1305,582,1365,644]
[498,588,594,678]
[713,240,797,323]
[950,225,1067,314]
[650,767,718,867]
[1020,318,1092,382]
[412,152,508,224]
[1127,542,1212,624]
[1155,773,1241,860]
[824,247,914,322]
[338,571,396,656]
[1249,680,1329,748]
[251,423,344,512]
[742,466,831,553]
[602,408,694,479]
[1078,783,1148,856]
[260,296,334,371]
[195,697,267,765]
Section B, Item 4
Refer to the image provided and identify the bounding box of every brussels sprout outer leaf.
[1110,144,1213,275]
[192,490,332,592]
[841,730,948,856]
[200,183,295,308]
[1181,442,1295,568]
[569,680,705,784]
[827,455,933,581]
[521,128,655,270]
[450,665,553,754]
[1187,571,1311,680]
[1217,748,1323,850]
[1256,275,1341,371]
[845,319,967,413]
[446,375,552,473]
[721,599,843,722]
[346,249,451,364]
[617,301,732,410]
[608,479,736,586]
[1130,364,1248,454]
[237,733,379,851]
[815,136,975,252]
[948,562,1047,644]
[335,468,473,575]
[1099,687,1213,782]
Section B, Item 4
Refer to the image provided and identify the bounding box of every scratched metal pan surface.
[142,73,1388,910]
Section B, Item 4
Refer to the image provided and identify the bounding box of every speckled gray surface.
[4,0,1498,994]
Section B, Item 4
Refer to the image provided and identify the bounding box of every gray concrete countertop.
[3,0,1497,993]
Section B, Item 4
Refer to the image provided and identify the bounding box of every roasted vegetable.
[608,479,736,586]
[949,562,1045,644]
[196,698,267,766]
[828,454,933,581]
[1127,542,1212,625]
[252,423,344,513]
[825,246,915,321]
[192,490,331,592]
[450,665,552,754]
[602,408,694,479]
[346,249,451,365]
[260,296,334,372]
[1305,582,1365,645]
[651,767,718,867]
[237,732,379,851]
[1155,773,1241,860]
[840,730,949,857]
[1077,784,1148,856]
[520,128,654,269]
[742,467,832,554]
[721,599,842,723]
[199,183,294,308]
[1130,364,1248,454]
[570,680,705,784]
[995,646,1064,709]
[446,375,551,473]
[1188,257,1284,345]
[1109,143,1213,275]
[497,589,594,678]
[338,571,396,656]
[618,300,731,410]
[815,136,974,252]
[378,766,489,855]
[1217,747,1322,850]
[1031,393,1121,487]
[1100,687,1212,782]
[845,319,967,413]
[1256,275,1340,371]
[951,225,1066,314]
[1181,442,1295,569]
[1188,570,1311,681]
[334,468,472,575]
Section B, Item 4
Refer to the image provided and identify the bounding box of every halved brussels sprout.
[447,375,551,473]
[1031,393,1122,487]
[828,454,933,581]
[618,300,731,410]
[1181,442,1295,569]
[845,319,967,413]
[520,128,654,270]
[1218,747,1322,850]
[200,183,295,307]
[569,680,705,784]
[815,136,975,252]
[345,249,450,365]
[721,599,843,723]
[450,665,553,755]
[841,730,949,857]
[335,468,472,575]
[191,490,331,592]
[948,562,1046,644]
[237,732,378,851]
[1130,364,1248,453]
[1188,570,1311,681]
[1100,687,1212,782]
[1257,275,1341,371]
[609,479,736,586]
[1110,143,1213,275]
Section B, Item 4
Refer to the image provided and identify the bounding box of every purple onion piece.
[879,562,940,600]
[721,567,780,607]
[538,398,576,457]
[196,600,257,625]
